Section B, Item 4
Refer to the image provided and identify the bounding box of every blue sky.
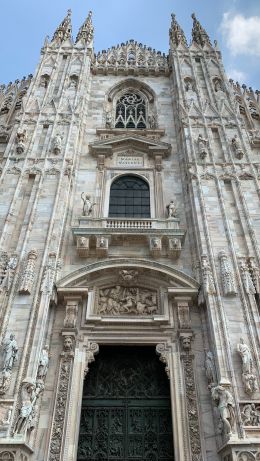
[0,0,259,88]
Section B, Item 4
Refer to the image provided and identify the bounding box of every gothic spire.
[76,11,94,46]
[52,9,72,44]
[191,13,212,47]
[169,14,188,47]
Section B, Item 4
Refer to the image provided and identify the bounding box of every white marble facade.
[0,9,259,461]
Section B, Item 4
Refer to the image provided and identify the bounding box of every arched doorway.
[77,346,174,460]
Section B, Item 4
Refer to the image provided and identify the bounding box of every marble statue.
[166,200,177,218]
[231,135,244,159]
[2,334,18,372]
[205,351,215,387]
[197,134,208,159]
[211,386,235,437]
[37,346,50,380]
[81,193,96,217]
[52,133,62,155]
[237,338,253,375]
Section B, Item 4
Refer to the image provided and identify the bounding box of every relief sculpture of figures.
[97,286,158,316]
[166,200,177,218]
[241,403,260,426]
[81,193,96,217]
[237,338,258,395]
[211,385,235,438]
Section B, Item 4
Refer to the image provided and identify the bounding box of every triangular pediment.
[89,133,171,157]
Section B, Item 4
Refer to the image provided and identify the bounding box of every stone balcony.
[72,217,186,259]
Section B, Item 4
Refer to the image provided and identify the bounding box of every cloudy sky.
[0,0,259,89]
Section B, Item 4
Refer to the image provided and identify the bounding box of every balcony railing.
[76,217,180,231]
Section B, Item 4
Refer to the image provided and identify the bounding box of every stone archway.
[77,345,174,461]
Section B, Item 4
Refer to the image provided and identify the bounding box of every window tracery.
[115,92,147,129]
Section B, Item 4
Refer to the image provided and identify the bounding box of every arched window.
[109,175,150,218]
[115,92,147,129]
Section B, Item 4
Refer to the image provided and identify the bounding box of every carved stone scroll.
[96,285,158,316]
[19,249,38,295]
[156,343,170,378]
[219,251,237,296]
[84,342,99,377]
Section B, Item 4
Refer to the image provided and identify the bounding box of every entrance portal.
[77,346,174,460]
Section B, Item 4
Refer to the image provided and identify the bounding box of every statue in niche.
[197,134,208,159]
[2,334,18,372]
[214,79,224,93]
[97,286,158,316]
[231,135,244,159]
[166,200,177,218]
[237,338,258,394]
[237,338,253,375]
[37,345,50,380]
[185,79,195,93]
[16,127,27,155]
[52,133,62,155]
[81,193,96,217]
[205,351,215,387]
[211,385,235,437]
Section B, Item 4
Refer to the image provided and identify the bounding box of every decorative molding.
[219,251,237,296]
[19,249,38,295]
[237,338,258,395]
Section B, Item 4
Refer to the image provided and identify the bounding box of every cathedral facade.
[0,8,260,461]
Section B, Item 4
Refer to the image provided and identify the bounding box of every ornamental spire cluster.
[191,13,212,47]
[51,9,72,44]
[76,11,94,46]
[169,14,188,47]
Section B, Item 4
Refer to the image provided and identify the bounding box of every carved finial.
[169,13,187,47]
[76,10,94,46]
[191,13,212,47]
[51,9,72,44]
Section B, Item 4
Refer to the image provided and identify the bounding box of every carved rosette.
[180,339,202,461]
[19,249,38,295]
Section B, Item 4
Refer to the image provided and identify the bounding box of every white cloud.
[226,68,247,83]
[220,12,260,56]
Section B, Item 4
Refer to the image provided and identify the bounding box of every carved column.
[179,333,202,461]
[48,333,76,461]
